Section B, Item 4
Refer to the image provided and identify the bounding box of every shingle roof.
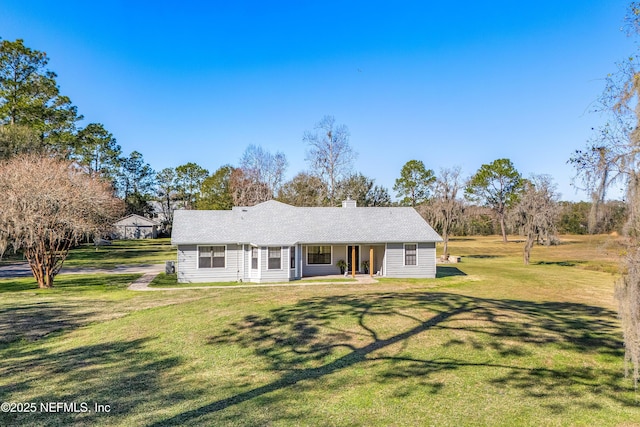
[171,200,443,246]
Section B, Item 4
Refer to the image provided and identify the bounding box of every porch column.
[370,247,374,277]
[352,245,356,278]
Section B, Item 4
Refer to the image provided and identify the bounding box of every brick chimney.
[341,197,357,208]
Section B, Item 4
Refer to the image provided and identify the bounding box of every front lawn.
[0,235,638,426]
[148,273,358,288]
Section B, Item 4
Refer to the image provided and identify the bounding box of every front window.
[251,247,258,269]
[268,247,281,270]
[307,246,331,265]
[199,246,225,268]
[404,244,417,266]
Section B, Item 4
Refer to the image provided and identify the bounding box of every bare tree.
[510,175,559,265]
[303,115,357,206]
[456,204,496,236]
[421,167,464,258]
[617,176,640,385]
[239,144,288,198]
[569,3,640,385]
[229,168,271,206]
[569,122,628,233]
[0,155,123,288]
[611,59,640,386]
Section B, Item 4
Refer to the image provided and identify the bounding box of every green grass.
[0,273,142,294]
[0,235,639,426]
[447,234,623,274]
[148,273,249,288]
[63,238,175,268]
[0,274,144,347]
[148,273,358,288]
[1,238,176,268]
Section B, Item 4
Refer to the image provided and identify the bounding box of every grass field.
[0,238,175,269]
[64,238,175,268]
[0,235,638,426]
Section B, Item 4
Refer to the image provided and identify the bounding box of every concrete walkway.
[128,268,166,291]
[131,272,379,291]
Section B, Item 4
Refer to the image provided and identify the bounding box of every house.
[171,199,442,283]
[148,200,182,230]
[112,214,161,239]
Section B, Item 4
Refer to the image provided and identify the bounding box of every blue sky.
[1,0,634,201]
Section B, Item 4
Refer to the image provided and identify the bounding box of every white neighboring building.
[113,214,161,239]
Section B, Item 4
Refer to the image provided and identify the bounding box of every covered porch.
[298,244,386,279]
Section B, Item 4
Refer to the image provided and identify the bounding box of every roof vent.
[342,197,357,208]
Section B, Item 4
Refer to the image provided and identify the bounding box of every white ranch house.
[171,199,442,283]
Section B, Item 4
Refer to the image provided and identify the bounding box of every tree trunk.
[499,213,508,243]
[28,259,51,288]
[24,241,72,288]
[443,237,449,259]
[523,235,534,265]
[44,271,54,288]
[442,223,449,258]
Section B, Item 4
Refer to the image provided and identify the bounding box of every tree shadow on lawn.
[0,275,141,345]
[0,301,100,346]
[465,254,504,259]
[0,337,188,427]
[535,260,586,267]
[155,292,633,426]
[436,266,466,278]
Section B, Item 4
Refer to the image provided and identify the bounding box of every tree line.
[0,36,631,287]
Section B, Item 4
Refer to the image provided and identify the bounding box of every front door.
[347,245,360,273]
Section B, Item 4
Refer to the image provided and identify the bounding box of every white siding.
[177,242,437,282]
[258,246,290,283]
[114,225,156,239]
[177,244,243,283]
[384,242,436,278]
